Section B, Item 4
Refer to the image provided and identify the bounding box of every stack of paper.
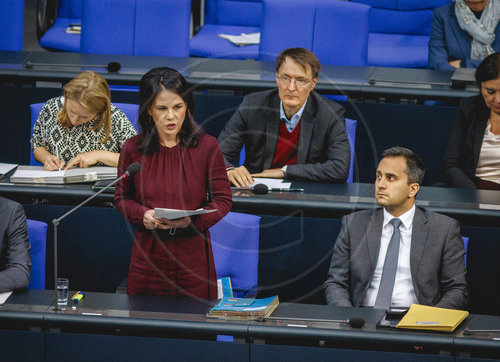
[154,208,216,220]
[206,295,279,320]
[0,163,18,179]
[218,32,260,46]
[397,304,469,332]
[10,166,117,184]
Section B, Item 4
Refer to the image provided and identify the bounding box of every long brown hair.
[58,71,112,143]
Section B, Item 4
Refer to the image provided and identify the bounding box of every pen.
[55,145,61,171]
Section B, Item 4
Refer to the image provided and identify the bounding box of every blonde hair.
[58,71,111,142]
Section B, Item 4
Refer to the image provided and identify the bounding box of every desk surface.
[0,51,476,100]
[1,178,499,226]
[2,290,499,358]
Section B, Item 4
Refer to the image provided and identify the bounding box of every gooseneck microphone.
[52,162,140,311]
[231,183,305,194]
[24,61,122,73]
[257,316,365,328]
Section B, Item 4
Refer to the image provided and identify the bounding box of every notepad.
[396,304,469,332]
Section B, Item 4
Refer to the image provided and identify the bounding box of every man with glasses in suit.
[217,47,350,187]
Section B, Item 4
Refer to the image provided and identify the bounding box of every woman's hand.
[143,210,192,230]
[155,216,192,230]
[44,155,65,171]
[64,151,101,169]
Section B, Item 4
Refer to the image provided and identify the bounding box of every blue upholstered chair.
[27,219,48,290]
[345,118,358,183]
[190,0,263,59]
[313,0,370,66]
[0,0,24,51]
[29,102,140,166]
[259,0,370,66]
[209,212,261,298]
[351,0,449,68]
[81,0,190,56]
[39,0,82,52]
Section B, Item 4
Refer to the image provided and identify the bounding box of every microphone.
[51,162,140,311]
[253,183,304,194]
[257,316,365,328]
[463,329,500,335]
[24,61,122,73]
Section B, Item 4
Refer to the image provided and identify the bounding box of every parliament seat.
[210,212,261,297]
[0,0,24,51]
[190,0,262,59]
[27,219,48,290]
[39,0,82,52]
[351,0,450,68]
[259,0,370,66]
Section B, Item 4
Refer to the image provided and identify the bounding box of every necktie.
[374,218,403,309]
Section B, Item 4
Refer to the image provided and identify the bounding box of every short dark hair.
[475,52,500,87]
[275,48,321,79]
[137,67,202,154]
[381,147,425,184]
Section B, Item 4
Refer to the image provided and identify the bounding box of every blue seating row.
[30,0,452,68]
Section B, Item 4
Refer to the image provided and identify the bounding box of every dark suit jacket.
[217,89,350,182]
[0,197,30,291]
[443,95,489,189]
[324,207,468,310]
[428,2,500,71]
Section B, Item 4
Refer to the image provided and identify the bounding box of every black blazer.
[0,197,30,291]
[217,89,350,182]
[443,95,490,189]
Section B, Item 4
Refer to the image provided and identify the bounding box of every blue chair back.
[259,0,316,61]
[210,212,261,297]
[205,0,263,26]
[0,0,24,51]
[27,219,48,289]
[313,0,370,66]
[114,103,139,131]
[345,118,357,183]
[29,103,45,166]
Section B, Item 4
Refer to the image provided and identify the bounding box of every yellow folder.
[396,304,469,332]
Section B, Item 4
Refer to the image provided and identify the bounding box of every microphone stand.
[52,174,128,311]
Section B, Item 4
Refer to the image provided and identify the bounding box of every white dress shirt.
[475,122,500,184]
[362,205,418,308]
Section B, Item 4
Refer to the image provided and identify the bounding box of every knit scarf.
[455,0,500,61]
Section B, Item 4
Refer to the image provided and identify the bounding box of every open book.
[10,166,117,184]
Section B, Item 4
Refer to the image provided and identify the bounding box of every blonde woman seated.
[31,71,137,170]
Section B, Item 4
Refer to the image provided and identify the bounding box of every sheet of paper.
[0,163,18,175]
[218,32,260,46]
[0,291,12,305]
[154,208,217,220]
[252,177,292,189]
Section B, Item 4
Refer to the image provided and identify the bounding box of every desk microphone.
[231,184,304,194]
[51,162,140,311]
[463,329,500,335]
[257,316,365,328]
[24,61,122,73]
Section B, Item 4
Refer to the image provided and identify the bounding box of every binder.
[397,304,469,332]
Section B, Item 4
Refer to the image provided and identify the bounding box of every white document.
[218,32,260,46]
[0,291,12,305]
[0,163,18,177]
[252,177,292,189]
[154,208,217,220]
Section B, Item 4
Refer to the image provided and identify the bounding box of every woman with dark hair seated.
[115,67,232,297]
[444,52,500,190]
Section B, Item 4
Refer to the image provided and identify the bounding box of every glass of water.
[57,278,69,308]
